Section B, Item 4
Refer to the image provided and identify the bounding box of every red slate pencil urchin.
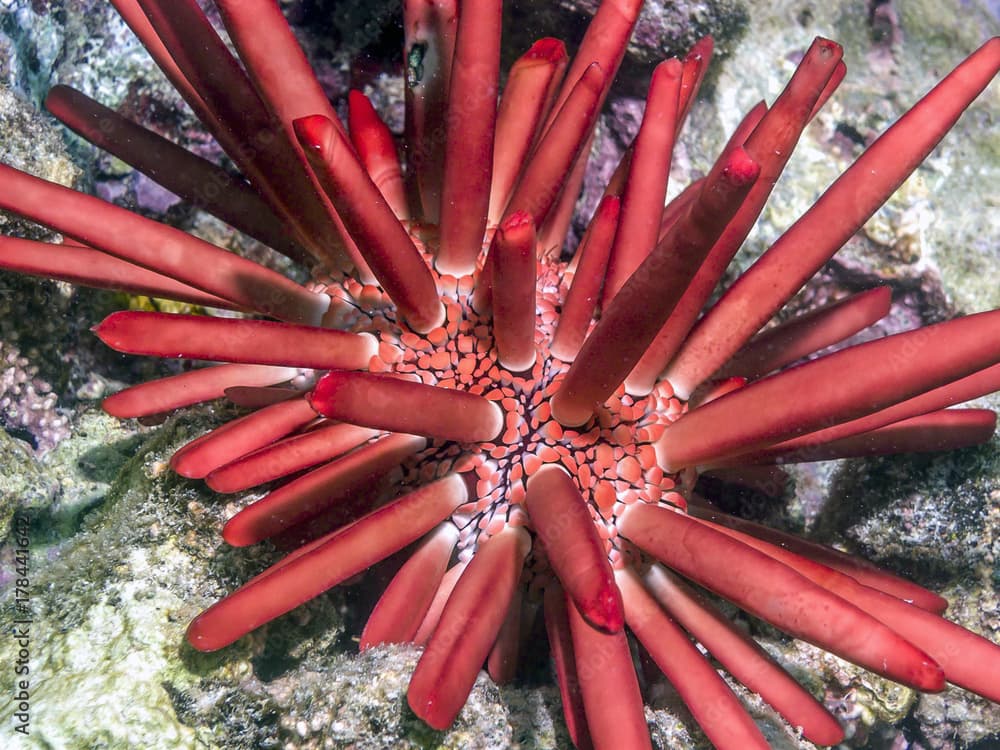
[0,0,998,747]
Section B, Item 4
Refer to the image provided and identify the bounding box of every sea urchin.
[1,0,999,747]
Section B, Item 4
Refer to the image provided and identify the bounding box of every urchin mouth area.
[331,248,690,568]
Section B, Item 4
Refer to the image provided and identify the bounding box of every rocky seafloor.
[0,1,998,748]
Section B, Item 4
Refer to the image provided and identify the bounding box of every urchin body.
[0,1,998,748]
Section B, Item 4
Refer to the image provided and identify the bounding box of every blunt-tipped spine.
[103,365,297,419]
[666,37,1000,397]
[717,286,893,380]
[550,196,620,362]
[348,90,410,220]
[542,585,593,750]
[435,0,503,275]
[95,311,377,370]
[403,0,458,222]
[492,211,538,371]
[551,147,760,427]
[688,503,949,613]
[309,371,503,443]
[413,561,468,646]
[186,473,468,652]
[222,433,426,547]
[407,525,530,729]
[640,565,845,745]
[488,38,569,224]
[170,397,318,479]
[616,567,773,750]
[544,0,643,127]
[626,38,845,397]
[206,423,380,493]
[487,586,525,684]
[0,164,329,325]
[759,408,997,463]
[676,36,714,129]
[704,516,1000,702]
[361,523,459,649]
[656,309,1000,471]
[135,0,351,271]
[214,0,347,137]
[524,466,624,633]
[601,58,682,305]
[45,86,308,262]
[565,588,653,750]
[0,237,239,311]
[110,0,222,139]
[499,63,605,229]
[295,114,445,333]
[618,503,946,691]
[716,362,1000,466]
